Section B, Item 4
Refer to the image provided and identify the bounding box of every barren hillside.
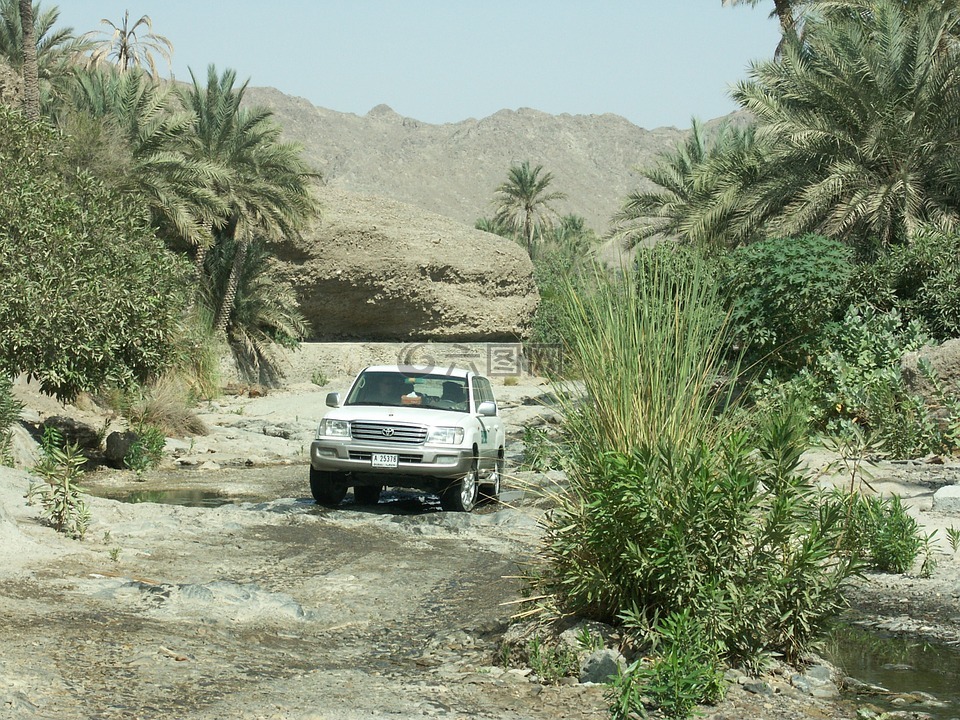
[245,86,732,233]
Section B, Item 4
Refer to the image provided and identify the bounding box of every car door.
[471,376,501,466]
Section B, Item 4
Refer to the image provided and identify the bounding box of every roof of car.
[362,364,474,379]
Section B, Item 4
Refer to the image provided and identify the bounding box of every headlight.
[317,419,350,438]
[426,426,464,445]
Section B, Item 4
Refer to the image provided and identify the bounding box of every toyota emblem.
[381,427,395,437]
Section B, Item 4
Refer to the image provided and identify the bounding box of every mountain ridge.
[244,86,724,233]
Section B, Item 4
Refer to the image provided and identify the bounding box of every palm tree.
[612,119,763,247]
[18,0,36,119]
[0,0,81,109]
[200,234,310,384]
[180,65,319,336]
[59,67,226,251]
[84,11,172,79]
[492,160,567,257]
[732,0,960,250]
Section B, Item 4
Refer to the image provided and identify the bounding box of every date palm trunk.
[214,224,248,337]
[19,0,39,120]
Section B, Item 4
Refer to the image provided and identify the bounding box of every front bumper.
[310,439,475,478]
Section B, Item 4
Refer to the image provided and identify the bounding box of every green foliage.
[200,235,309,385]
[825,490,925,574]
[492,160,567,257]
[612,118,761,248]
[518,426,561,472]
[732,1,960,249]
[0,106,191,402]
[612,610,725,720]
[535,394,860,716]
[555,249,731,458]
[526,635,579,684]
[29,427,91,540]
[753,305,944,458]
[726,235,855,372]
[946,526,960,555]
[0,375,23,466]
[852,230,960,340]
[123,423,166,474]
[311,369,329,386]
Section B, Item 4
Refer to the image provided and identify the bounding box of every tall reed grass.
[554,250,731,460]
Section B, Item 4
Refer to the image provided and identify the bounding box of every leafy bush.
[825,490,925,573]
[0,107,191,402]
[751,305,944,457]
[123,424,166,474]
[28,427,91,540]
[726,234,854,373]
[853,229,960,340]
[612,609,725,720]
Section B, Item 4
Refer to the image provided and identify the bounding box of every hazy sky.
[54,1,782,130]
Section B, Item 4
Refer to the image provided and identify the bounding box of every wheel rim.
[487,460,502,496]
[460,467,478,508]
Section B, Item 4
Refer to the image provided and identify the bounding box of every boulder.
[271,187,539,342]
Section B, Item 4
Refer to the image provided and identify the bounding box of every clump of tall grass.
[528,250,862,718]
[555,250,731,461]
[107,374,208,438]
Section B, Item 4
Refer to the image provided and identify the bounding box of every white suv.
[309,365,505,512]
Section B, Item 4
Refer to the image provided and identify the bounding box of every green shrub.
[0,107,191,402]
[751,305,943,457]
[28,427,91,540]
[123,423,167,474]
[826,490,925,573]
[853,229,960,340]
[726,234,854,373]
[527,634,580,684]
[612,609,725,720]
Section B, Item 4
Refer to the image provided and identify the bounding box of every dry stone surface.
[272,186,539,342]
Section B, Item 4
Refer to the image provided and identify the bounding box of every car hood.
[322,405,472,426]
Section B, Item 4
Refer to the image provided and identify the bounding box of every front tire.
[441,458,479,512]
[310,468,347,506]
[480,454,503,504]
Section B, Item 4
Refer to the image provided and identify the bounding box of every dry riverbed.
[2,377,960,720]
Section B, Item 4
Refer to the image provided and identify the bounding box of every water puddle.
[822,624,959,718]
[113,489,237,508]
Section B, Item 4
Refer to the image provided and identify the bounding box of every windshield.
[345,372,469,412]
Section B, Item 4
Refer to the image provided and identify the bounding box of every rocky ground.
[2,366,960,720]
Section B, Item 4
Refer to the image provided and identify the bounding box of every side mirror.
[325,392,341,408]
[477,400,497,417]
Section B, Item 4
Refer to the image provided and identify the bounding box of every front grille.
[351,421,427,445]
[349,451,423,464]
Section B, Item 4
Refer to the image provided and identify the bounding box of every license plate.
[371,453,398,468]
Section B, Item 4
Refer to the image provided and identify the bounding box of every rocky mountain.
[245,86,698,234]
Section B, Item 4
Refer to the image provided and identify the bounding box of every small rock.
[579,649,626,684]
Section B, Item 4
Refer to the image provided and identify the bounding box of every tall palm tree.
[0,0,81,110]
[732,0,960,249]
[612,119,763,248]
[18,0,36,119]
[180,65,319,336]
[84,11,172,79]
[493,160,566,257]
[60,67,226,251]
